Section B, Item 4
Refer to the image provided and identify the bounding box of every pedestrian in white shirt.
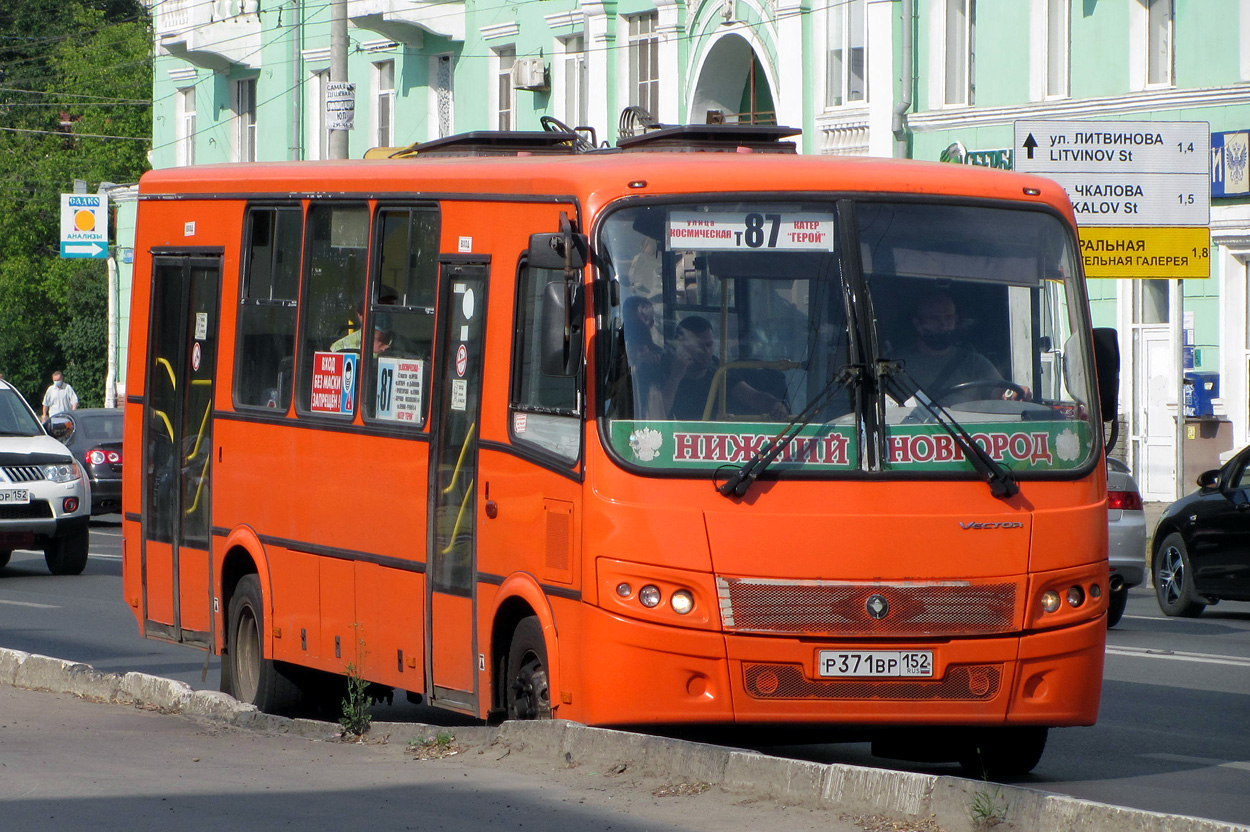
[41,371,79,420]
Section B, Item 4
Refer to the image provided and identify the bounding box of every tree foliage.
[0,1,150,407]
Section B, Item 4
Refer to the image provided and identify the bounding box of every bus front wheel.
[228,575,302,714]
[957,727,1048,778]
[505,616,552,720]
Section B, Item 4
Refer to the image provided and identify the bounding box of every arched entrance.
[689,33,776,125]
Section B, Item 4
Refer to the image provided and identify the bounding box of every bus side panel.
[267,546,322,665]
[319,557,356,668]
[353,562,425,691]
[178,547,212,635]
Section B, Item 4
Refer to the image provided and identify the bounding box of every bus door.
[141,255,221,648]
[426,258,489,712]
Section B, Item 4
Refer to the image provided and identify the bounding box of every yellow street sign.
[1078,226,1210,278]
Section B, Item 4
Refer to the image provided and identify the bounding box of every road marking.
[1106,645,1250,668]
[90,529,122,538]
[1141,752,1250,772]
[0,599,59,609]
[89,553,122,561]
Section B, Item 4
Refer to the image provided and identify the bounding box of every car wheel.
[958,727,1048,778]
[1154,533,1206,618]
[44,528,89,575]
[1106,586,1128,628]
[505,616,552,720]
[0,550,11,569]
[227,575,303,714]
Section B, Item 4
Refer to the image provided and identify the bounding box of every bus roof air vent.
[616,124,801,154]
[384,130,580,158]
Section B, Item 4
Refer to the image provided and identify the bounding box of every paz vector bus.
[122,124,1119,776]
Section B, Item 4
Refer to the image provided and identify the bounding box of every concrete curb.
[1,647,1245,832]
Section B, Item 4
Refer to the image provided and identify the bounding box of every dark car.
[1151,444,1250,616]
[50,408,122,516]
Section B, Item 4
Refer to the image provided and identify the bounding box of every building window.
[562,35,588,128]
[1147,0,1173,86]
[495,47,515,130]
[309,69,330,160]
[233,78,257,162]
[374,60,395,147]
[944,0,974,106]
[176,86,196,166]
[628,12,659,118]
[1044,0,1069,98]
[827,0,866,107]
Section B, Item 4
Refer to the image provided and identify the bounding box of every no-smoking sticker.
[191,342,202,371]
[455,344,468,378]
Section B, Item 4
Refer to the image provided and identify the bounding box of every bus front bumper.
[573,606,1104,727]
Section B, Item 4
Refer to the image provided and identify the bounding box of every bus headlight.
[638,585,661,608]
[1040,591,1062,614]
[1066,585,1086,607]
[616,582,632,598]
[670,590,694,615]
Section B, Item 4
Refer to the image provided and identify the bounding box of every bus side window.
[235,205,302,411]
[363,205,439,427]
[296,203,370,417]
[509,263,581,463]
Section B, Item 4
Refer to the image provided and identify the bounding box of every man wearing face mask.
[894,291,1001,403]
[41,370,79,420]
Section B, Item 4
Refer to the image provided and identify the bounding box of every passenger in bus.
[893,291,1005,403]
[657,316,789,421]
[626,236,663,300]
[330,288,399,352]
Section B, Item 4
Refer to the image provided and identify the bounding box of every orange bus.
[123,125,1117,776]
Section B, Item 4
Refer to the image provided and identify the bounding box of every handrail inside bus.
[185,455,209,516]
[155,357,176,390]
[440,477,475,556]
[152,408,174,442]
[184,398,211,463]
[441,421,477,496]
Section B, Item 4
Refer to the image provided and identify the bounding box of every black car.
[50,408,122,516]
[1151,445,1250,616]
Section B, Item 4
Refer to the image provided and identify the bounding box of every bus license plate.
[818,650,933,678]
[0,488,30,505]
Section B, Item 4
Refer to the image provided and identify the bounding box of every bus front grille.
[716,577,1017,637]
[742,663,1003,701]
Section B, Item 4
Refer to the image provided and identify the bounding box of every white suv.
[0,380,92,574]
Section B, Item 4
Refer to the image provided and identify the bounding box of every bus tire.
[228,575,302,714]
[958,727,1048,778]
[505,616,552,720]
[1154,534,1205,618]
[44,528,89,576]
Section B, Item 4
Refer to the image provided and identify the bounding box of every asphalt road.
[1,516,1248,826]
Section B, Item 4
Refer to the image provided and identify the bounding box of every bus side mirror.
[528,231,588,271]
[541,281,584,377]
[1092,327,1120,421]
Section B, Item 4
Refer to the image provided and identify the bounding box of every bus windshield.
[599,199,1098,478]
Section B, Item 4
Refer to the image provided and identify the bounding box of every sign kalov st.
[1013,120,1210,227]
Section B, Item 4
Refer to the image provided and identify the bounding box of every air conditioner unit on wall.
[511,57,548,91]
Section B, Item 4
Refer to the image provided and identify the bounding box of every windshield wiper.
[716,364,862,499]
[877,359,1019,500]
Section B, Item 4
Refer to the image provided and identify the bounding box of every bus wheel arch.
[216,530,271,700]
[489,577,559,721]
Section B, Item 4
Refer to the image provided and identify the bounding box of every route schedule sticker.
[375,357,424,422]
[668,211,835,251]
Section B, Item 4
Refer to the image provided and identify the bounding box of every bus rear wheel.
[957,727,1048,778]
[228,575,302,714]
[505,616,552,720]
